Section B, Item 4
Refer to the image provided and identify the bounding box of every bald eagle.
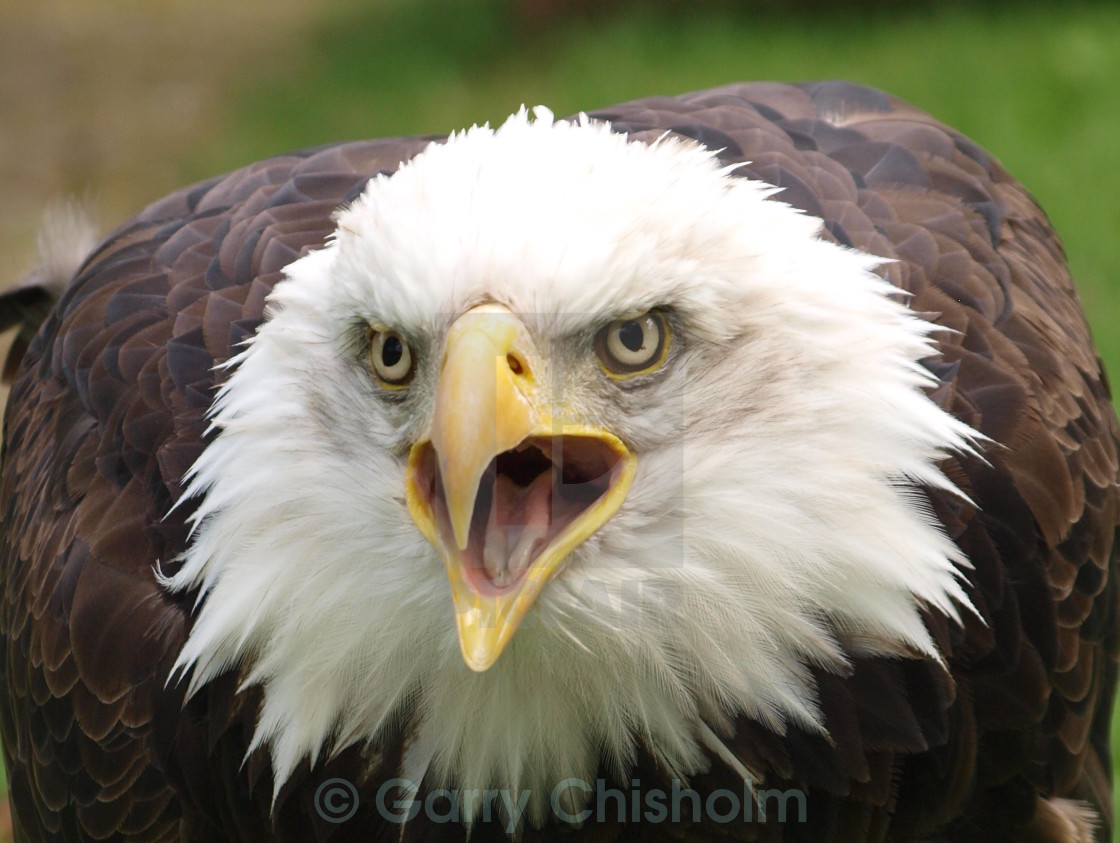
[1,81,1117,843]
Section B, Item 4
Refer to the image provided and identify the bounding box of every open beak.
[405,304,636,671]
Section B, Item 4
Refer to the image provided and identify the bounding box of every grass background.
[0,0,1118,838]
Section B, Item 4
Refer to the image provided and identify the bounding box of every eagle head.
[163,107,977,820]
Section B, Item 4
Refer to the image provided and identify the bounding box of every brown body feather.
[0,82,1117,842]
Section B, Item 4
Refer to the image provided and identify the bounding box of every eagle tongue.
[482,472,551,588]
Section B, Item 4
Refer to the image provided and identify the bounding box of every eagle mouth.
[413,436,623,595]
[402,303,638,670]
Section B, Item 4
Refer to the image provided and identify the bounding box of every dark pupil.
[618,320,645,353]
[381,335,404,367]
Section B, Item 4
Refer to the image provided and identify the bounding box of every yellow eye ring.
[369,326,415,389]
[595,311,671,378]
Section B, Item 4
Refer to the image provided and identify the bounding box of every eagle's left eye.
[369,327,415,389]
[595,311,671,378]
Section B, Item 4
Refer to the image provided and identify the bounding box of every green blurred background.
[0,0,1117,838]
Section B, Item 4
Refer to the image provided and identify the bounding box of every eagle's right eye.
[369,327,415,389]
[595,310,671,378]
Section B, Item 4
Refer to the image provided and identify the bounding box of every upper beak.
[406,304,636,671]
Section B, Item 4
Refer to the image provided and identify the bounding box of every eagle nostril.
[506,353,525,376]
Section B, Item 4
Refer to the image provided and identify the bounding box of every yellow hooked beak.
[405,304,636,671]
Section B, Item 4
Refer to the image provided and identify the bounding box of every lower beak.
[405,304,635,671]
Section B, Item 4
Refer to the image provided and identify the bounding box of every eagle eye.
[369,326,415,389]
[595,311,670,378]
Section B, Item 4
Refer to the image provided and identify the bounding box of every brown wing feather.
[1,83,1116,842]
[0,139,433,841]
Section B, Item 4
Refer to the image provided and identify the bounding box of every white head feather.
[163,106,979,821]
